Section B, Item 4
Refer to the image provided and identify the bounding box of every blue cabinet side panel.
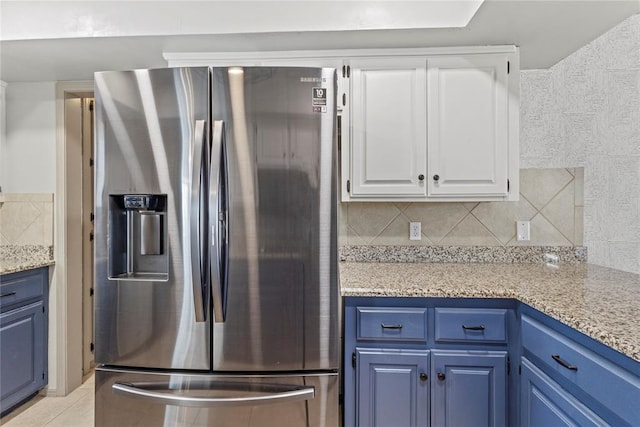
[0,301,45,413]
[520,358,607,427]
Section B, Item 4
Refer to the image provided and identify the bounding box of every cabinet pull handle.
[462,325,485,331]
[380,323,403,330]
[418,174,425,181]
[0,291,17,298]
[433,174,440,182]
[552,354,578,371]
[437,372,446,381]
[419,373,428,382]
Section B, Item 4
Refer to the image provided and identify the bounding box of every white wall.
[520,14,640,274]
[3,82,57,193]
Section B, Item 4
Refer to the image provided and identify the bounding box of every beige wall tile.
[0,201,41,242]
[575,206,584,245]
[439,215,502,246]
[541,181,575,244]
[347,202,400,242]
[471,199,537,244]
[574,167,584,206]
[520,168,573,210]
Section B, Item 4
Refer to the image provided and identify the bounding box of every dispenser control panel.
[124,195,150,210]
[123,195,162,211]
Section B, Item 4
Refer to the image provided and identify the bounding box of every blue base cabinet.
[344,297,514,427]
[520,357,606,427]
[357,349,430,427]
[431,350,507,427]
[0,267,49,415]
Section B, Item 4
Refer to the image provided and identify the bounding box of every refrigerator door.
[95,367,339,427]
[94,67,211,370]
[209,67,339,372]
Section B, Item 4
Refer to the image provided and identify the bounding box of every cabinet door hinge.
[507,179,510,193]
[42,306,45,313]
[90,212,95,222]
[342,65,346,78]
[90,288,94,297]
[89,232,94,242]
[352,352,356,368]
[90,342,95,352]
[519,364,522,375]
[347,65,351,78]
[89,100,94,112]
[507,356,511,375]
[346,180,351,193]
[507,61,510,74]
[342,93,346,107]
[89,158,94,167]
[42,372,45,380]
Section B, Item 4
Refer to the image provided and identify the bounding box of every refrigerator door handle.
[209,120,226,323]
[190,119,207,322]
[112,382,315,408]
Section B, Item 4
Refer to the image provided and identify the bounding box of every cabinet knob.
[418,174,425,181]
[433,174,440,182]
[419,373,428,382]
[437,372,446,381]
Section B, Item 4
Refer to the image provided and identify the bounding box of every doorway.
[55,82,95,395]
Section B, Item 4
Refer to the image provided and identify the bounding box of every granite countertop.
[0,245,55,275]
[340,262,640,363]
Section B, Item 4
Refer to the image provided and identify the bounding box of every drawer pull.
[419,373,428,382]
[0,291,17,298]
[380,323,403,330]
[552,354,578,371]
[437,372,446,381]
[462,325,485,331]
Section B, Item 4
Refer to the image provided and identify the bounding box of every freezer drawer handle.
[112,382,315,408]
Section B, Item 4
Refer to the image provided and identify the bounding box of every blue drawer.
[435,308,507,343]
[522,315,640,427]
[0,269,46,311]
[356,307,427,342]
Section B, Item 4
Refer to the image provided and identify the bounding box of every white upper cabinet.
[341,48,519,202]
[348,58,427,198]
[427,55,509,198]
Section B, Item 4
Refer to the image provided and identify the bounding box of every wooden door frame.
[54,81,93,396]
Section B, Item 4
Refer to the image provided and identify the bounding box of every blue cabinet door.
[520,358,607,427]
[431,350,507,427]
[0,301,45,414]
[357,348,430,427]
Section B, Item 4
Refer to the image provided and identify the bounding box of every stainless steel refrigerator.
[93,66,338,426]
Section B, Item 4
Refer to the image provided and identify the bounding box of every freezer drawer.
[95,367,338,427]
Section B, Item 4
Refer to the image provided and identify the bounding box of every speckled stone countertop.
[340,262,640,362]
[0,245,54,275]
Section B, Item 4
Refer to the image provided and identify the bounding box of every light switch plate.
[517,221,530,241]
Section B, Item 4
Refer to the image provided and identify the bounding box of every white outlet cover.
[410,222,422,240]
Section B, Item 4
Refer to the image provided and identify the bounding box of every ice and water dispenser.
[108,194,168,280]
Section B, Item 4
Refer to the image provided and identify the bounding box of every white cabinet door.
[349,58,427,198]
[427,55,509,197]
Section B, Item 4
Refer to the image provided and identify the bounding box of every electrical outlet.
[516,221,530,241]
[409,222,421,240]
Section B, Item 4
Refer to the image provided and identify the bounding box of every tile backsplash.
[340,168,583,247]
[0,193,54,245]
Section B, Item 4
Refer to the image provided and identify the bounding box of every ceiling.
[1,0,638,82]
